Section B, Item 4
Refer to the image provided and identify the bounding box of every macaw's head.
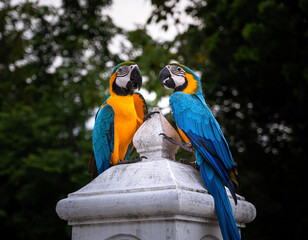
[109,61,142,96]
[159,63,202,95]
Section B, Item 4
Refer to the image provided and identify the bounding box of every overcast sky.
[105,0,191,41]
[28,0,191,41]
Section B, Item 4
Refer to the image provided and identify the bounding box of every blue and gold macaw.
[88,62,148,178]
[159,63,240,240]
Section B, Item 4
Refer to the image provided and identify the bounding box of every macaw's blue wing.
[170,92,238,203]
[92,104,114,175]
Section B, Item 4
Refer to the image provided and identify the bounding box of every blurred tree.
[149,0,308,239]
[0,0,119,239]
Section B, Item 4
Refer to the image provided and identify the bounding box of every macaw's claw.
[159,133,194,152]
[179,158,200,171]
[143,111,160,122]
[117,156,147,165]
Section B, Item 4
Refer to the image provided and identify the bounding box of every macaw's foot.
[117,156,147,165]
[179,158,200,171]
[143,111,160,122]
[159,133,194,152]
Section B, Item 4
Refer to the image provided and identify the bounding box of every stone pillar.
[56,107,256,240]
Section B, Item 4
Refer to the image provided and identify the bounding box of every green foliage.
[0,0,118,239]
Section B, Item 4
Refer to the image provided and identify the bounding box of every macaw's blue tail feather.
[187,132,238,205]
[200,162,241,240]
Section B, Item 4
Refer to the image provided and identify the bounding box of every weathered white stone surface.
[133,107,181,160]
[56,108,256,240]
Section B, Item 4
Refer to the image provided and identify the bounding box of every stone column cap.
[56,159,256,226]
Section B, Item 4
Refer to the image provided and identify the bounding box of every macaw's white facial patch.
[171,74,186,88]
[116,75,130,88]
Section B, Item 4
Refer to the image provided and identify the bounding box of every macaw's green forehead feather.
[112,61,136,74]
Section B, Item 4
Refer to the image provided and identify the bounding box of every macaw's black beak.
[159,67,175,89]
[127,66,142,94]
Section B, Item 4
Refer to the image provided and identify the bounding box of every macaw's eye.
[171,65,185,76]
[116,66,129,77]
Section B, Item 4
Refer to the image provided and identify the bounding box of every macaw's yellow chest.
[106,95,139,164]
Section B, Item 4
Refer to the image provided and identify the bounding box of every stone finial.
[133,107,181,160]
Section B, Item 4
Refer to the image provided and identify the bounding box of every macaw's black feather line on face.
[170,64,186,77]
[116,65,130,77]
